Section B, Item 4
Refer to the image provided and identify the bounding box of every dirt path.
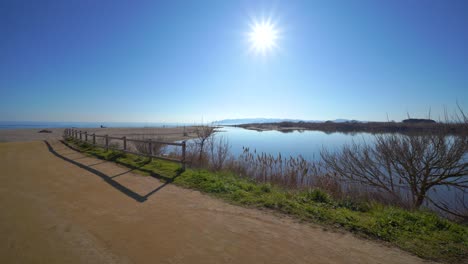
[0,141,429,264]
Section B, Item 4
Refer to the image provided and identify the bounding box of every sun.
[248,18,279,55]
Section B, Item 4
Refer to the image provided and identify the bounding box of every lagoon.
[199,126,373,161]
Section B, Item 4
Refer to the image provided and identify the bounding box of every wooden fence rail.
[64,128,186,170]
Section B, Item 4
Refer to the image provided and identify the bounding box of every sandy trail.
[0,140,428,264]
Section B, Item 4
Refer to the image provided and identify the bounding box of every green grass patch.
[65,138,468,263]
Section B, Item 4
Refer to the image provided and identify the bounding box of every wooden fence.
[64,128,186,170]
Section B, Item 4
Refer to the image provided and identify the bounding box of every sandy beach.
[0,127,199,143]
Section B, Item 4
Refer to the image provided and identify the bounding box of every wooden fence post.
[182,141,186,170]
[93,133,96,145]
[105,135,109,151]
[148,139,152,161]
[123,136,127,150]
[85,132,88,142]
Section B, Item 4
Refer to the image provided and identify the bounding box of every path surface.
[0,141,429,264]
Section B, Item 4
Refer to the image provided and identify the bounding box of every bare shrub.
[109,141,120,150]
[321,133,467,209]
[184,141,201,166]
[96,136,105,147]
[313,173,343,198]
[132,136,167,156]
[133,139,148,154]
[454,102,468,126]
[207,135,232,170]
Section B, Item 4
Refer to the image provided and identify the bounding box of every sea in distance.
[0,121,191,130]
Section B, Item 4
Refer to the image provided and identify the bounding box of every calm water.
[197,126,373,161]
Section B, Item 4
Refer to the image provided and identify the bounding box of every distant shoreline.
[235,121,468,135]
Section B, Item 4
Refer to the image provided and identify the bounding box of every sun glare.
[248,18,279,55]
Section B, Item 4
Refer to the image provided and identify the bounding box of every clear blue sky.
[1,0,467,123]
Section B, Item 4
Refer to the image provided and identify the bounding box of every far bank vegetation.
[238,116,468,135]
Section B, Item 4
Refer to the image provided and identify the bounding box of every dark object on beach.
[100,125,106,128]
[38,129,52,133]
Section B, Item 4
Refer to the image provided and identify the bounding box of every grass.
[65,138,467,263]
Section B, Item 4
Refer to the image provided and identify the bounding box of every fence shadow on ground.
[87,160,108,167]
[44,140,181,203]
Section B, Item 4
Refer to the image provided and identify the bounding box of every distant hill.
[213,118,354,125]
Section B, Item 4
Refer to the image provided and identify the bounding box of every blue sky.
[1,0,467,123]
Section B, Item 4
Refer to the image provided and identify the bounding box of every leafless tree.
[321,132,467,209]
[193,125,216,163]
